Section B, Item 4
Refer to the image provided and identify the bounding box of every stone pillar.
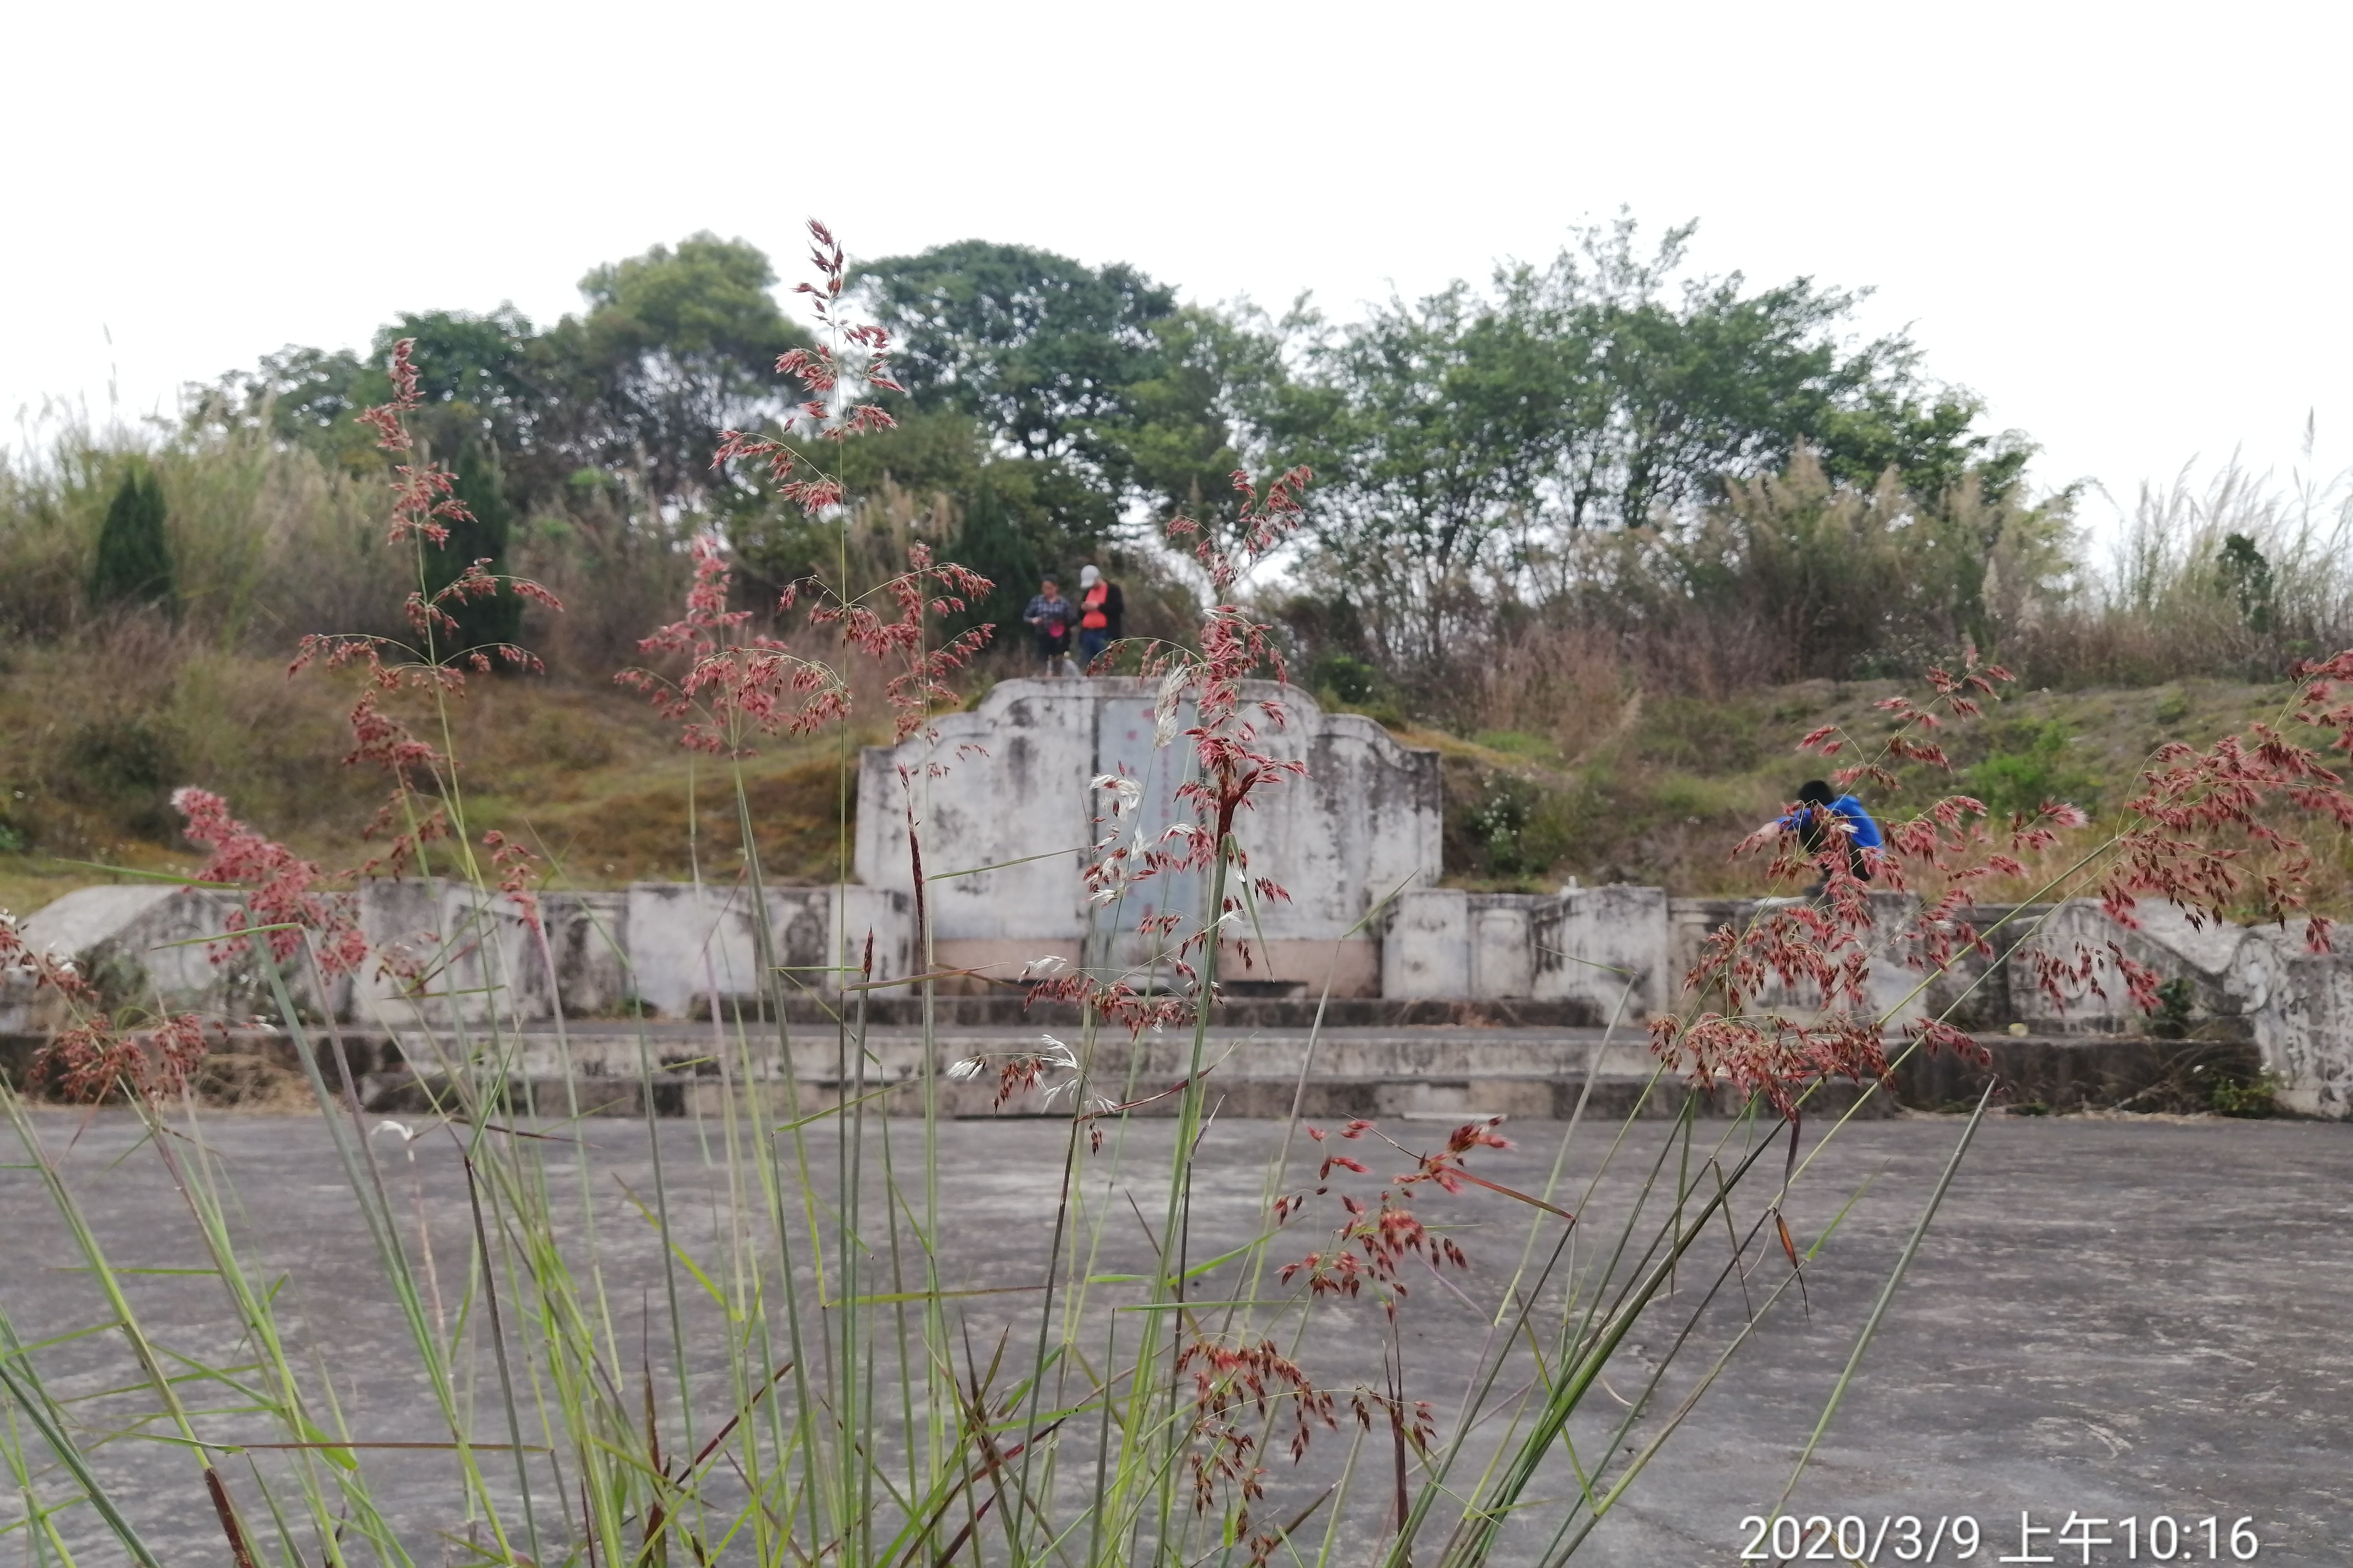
[1534,885,1672,1021]
[1382,888,1469,998]
[2265,951,2353,1117]
[1467,896,1534,998]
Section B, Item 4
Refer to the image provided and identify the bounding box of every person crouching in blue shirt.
[1778,779,1883,896]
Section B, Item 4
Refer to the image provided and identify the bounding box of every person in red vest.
[1076,564,1124,670]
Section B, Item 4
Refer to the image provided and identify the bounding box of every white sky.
[9,0,2349,521]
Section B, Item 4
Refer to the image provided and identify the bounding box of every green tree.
[2216,532,2274,632]
[729,408,1065,638]
[1277,214,2023,670]
[203,310,545,490]
[376,307,542,458]
[88,464,175,614]
[1271,283,1537,667]
[539,233,808,511]
[857,241,1176,464]
[419,441,524,660]
[852,242,1272,548]
[198,344,379,472]
[1120,304,1284,525]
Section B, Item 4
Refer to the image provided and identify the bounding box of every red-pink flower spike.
[633,223,996,757]
[361,340,475,550]
[481,830,542,935]
[30,1014,211,1104]
[173,788,367,975]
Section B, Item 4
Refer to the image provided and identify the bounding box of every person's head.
[1079,564,1101,589]
[1797,779,1835,807]
[1039,575,1060,598]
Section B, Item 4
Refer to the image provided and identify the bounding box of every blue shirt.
[1779,794,1883,850]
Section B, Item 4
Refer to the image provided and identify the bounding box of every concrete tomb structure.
[3,677,2350,1117]
[856,678,1441,997]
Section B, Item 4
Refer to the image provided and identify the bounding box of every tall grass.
[2011,450,2353,684]
[8,226,2353,1568]
[1328,444,2353,730]
[1,414,397,651]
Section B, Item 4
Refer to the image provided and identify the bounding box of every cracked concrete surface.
[2,1111,2345,1564]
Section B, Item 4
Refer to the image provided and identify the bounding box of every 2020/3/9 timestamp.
[1736,1511,2263,1562]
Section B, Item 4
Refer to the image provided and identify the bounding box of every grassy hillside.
[1397,673,2348,908]
[2,641,2339,921]
[0,634,873,916]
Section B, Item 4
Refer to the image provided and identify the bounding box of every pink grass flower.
[173,789,366,975]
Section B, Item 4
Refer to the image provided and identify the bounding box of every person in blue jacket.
[1778,779,1883,891]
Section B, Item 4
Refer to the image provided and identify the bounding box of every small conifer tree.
[421,441,523,659]
[88,465,175,613]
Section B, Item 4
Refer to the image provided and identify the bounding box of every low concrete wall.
[1383,884,1672,1022]
[10,871,2350,1118]
[3,879,912,1030]
[1,883,329,1032]
[1395,889,2353,1117]
[623,883,911,1020]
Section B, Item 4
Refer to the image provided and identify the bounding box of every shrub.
[2144,976,2196,1040]
[2209,1068,2281,1117]
[1307,649,1382,703]
[86,464,175,613]
[1965,717,2102,820]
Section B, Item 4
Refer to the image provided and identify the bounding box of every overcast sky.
[10,0,2348,522]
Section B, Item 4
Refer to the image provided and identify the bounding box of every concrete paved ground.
[1,1110,2345,1564]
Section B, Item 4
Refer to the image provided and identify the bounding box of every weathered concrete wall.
[2001,899,2348,1117]
[10,718,2350,1117]
[1535,885,1673,1020]
[351,880,533,1028]
[2,879,911,1029]
[1,883,330,1030]
[2266,952,2353,1116]
[1657,895,2353,1118]
[1387,888,2353,1116]
[857,679,1442,995]
[622,883,911,1020]
[1384,885,1673,1022]
[1381,890,1469,998]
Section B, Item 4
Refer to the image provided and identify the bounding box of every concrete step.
[355,1026,1899,1122]
[693,995,1611,1028]
[0,1025,2266,1122]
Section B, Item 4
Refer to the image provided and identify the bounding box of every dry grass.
[0,634,876,911]
[1427,667,2353,913]
[3,617,2343,925]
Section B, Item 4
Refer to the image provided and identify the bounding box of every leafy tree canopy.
[187,216,2040,685]
[1273,215,2033,666]
[541,233,807,507]
[203,235,806,518]
[856,241,1176,463]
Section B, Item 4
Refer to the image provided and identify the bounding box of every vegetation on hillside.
[6,217,2353,912]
